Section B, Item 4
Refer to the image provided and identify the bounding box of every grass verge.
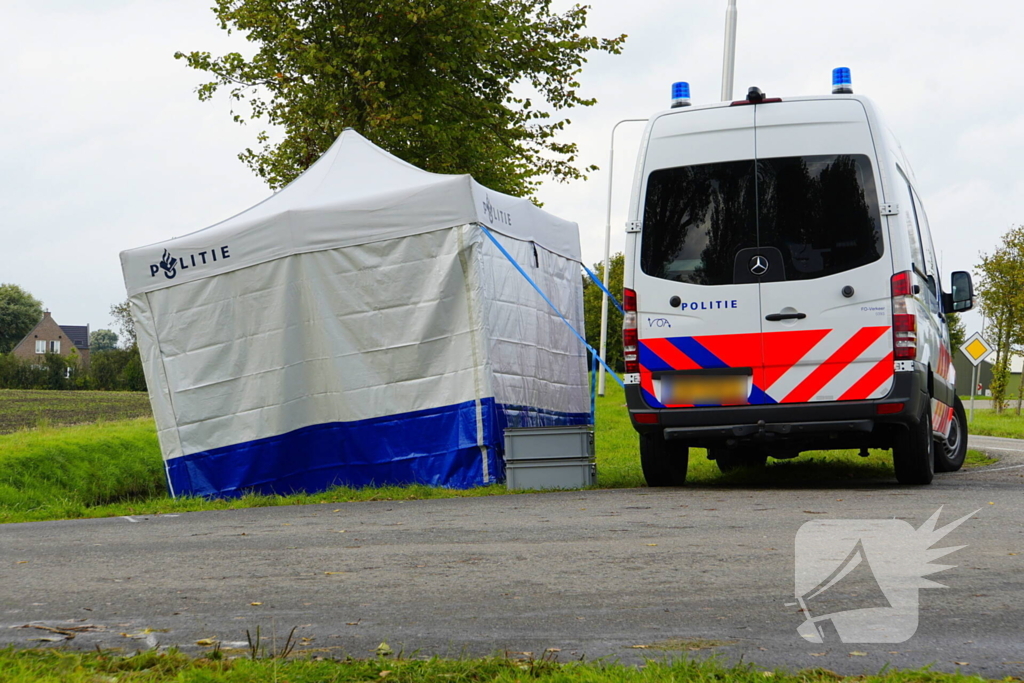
[0,418,163,522]
[0,383,1002,524]
[966,408,1024,439]
[0,647,1015,683]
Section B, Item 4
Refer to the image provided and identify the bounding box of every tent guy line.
[482,224,625,389]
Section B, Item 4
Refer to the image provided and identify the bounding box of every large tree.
[976,225,1024,412]
[109,300,137,349]
[89,328,119,352]
[0,284,43,354]
[175,0,625,197]
[106,300,147,391]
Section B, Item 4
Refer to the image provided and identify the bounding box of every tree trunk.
[997,321,1013,414]
[1016,360,1024,415]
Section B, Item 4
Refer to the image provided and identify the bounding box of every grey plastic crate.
[503,425,594,462]
[505,456,596,490]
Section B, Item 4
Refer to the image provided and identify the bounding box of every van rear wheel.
[893,407,935,485]
[935,396,968,472]
[639,433,689,486]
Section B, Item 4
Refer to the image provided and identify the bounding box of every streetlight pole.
[598,118,647,396]
[721,0,738,101]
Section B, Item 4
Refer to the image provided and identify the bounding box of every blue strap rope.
[589,350,598,424]
[582,264,624,314]
[480,226,626,389]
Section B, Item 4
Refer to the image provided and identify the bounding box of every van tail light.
[891,270,913,297]
[623,288,637,312]
[623,287,639,373]
[876,402,905,415]
[891,271,917,360]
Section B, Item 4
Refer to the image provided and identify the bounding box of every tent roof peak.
[120,129,581,296]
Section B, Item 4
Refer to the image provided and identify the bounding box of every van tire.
[640,433,689,486]
[711,447,768,473]
[893,407,935,485]
[935,396,968,472]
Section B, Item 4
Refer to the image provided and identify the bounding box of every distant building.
[952,349,1024,397]
[10,311,90,369]
[953,351,992,396]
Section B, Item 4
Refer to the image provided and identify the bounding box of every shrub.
[89,347,147,391]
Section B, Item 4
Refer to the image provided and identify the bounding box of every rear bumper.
[627,370,927,450]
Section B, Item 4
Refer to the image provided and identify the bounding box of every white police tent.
[120,130,590,498]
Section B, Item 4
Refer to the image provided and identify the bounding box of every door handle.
[765,312,807,321]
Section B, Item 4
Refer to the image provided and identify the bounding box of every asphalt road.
[1,435,1022,676]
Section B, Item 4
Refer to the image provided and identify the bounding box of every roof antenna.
[720,0,738,101]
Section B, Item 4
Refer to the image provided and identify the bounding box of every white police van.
[622,70,974,486]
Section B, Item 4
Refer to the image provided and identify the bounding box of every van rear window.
[641,154,883,285]
[640,160,756,286]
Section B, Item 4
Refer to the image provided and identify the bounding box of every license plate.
[665,374,749,406]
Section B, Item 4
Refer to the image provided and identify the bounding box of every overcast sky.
[2,0,1020,339]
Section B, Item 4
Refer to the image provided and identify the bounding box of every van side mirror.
[943,271,974,312]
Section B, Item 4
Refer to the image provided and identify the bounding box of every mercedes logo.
[749,254,770,276]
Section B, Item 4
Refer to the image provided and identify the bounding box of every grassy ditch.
[0,418,163,520]
[0,647,1015,683]
[0,383,1001,524]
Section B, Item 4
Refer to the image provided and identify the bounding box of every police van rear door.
[752,99,894,404]
[634,106,768,408]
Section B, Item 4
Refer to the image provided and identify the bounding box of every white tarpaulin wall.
[120,130,588,497]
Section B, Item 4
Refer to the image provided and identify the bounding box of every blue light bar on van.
[832,67,853,94]
[671,81,691,108]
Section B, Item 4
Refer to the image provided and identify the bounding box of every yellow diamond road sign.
[960,332,994,366]
[965,339,987,359]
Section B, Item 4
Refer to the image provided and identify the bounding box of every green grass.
[964,448,999,467]
[0,418,163,517]
[966,408,1024,439]
[0,389,151,434]
[0,384,1001,524]
[0,647,1015,683]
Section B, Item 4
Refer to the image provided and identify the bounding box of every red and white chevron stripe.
[764,326,894,404]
